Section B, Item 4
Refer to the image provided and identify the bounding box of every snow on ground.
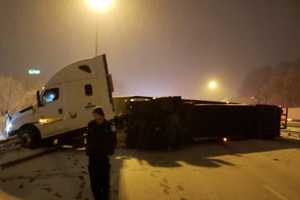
[1,138,300,200]
[0,149,121,200]
[0,191,19,200]
[119,138,300,200]
[0,134,5,141]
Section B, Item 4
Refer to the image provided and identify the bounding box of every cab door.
[63,80,98,132]
[37,85,67,137]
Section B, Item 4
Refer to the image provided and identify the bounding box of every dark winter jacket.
[86,120,117,157]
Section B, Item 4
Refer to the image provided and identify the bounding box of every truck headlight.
[39,118,49,124]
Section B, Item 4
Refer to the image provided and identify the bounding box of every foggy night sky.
[0,0,300,100]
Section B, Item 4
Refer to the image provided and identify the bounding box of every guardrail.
[0,147,59,170]
[288,121,300,128]
[0,136,22,154]
[281,129,300,139]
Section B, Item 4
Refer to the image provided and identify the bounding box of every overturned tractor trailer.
[114,96,284,149]
[2,55,285,149]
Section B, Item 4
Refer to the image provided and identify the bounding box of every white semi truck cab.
[3,55,114,147]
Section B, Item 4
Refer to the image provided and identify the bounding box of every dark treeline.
[240,58,300,107]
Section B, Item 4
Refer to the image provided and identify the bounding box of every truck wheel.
[19,127,41,149]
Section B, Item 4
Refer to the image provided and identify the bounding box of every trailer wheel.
[19,126,41,149]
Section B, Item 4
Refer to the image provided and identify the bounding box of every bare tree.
[0,76,36,136]
[240,66,273,104]
[240,57,300,107]
[0,75,35,115]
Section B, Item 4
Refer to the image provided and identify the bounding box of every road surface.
[1,138,300,200]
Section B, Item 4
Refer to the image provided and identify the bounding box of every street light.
[28,68,41,75]
[85,0,113,13]
[208,80,218,90]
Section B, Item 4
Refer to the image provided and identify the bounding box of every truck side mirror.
[37,90,42,107]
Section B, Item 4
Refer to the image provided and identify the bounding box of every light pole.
[95,16,99,56]
[85,0,114,56]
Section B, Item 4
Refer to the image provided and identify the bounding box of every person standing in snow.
[86,107,117,200]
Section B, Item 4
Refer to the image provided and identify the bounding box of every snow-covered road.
[0,134,6,141]
[0,149,121,200]
[1,138,300,200]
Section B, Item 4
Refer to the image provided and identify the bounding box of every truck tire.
[19,126,41,149]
